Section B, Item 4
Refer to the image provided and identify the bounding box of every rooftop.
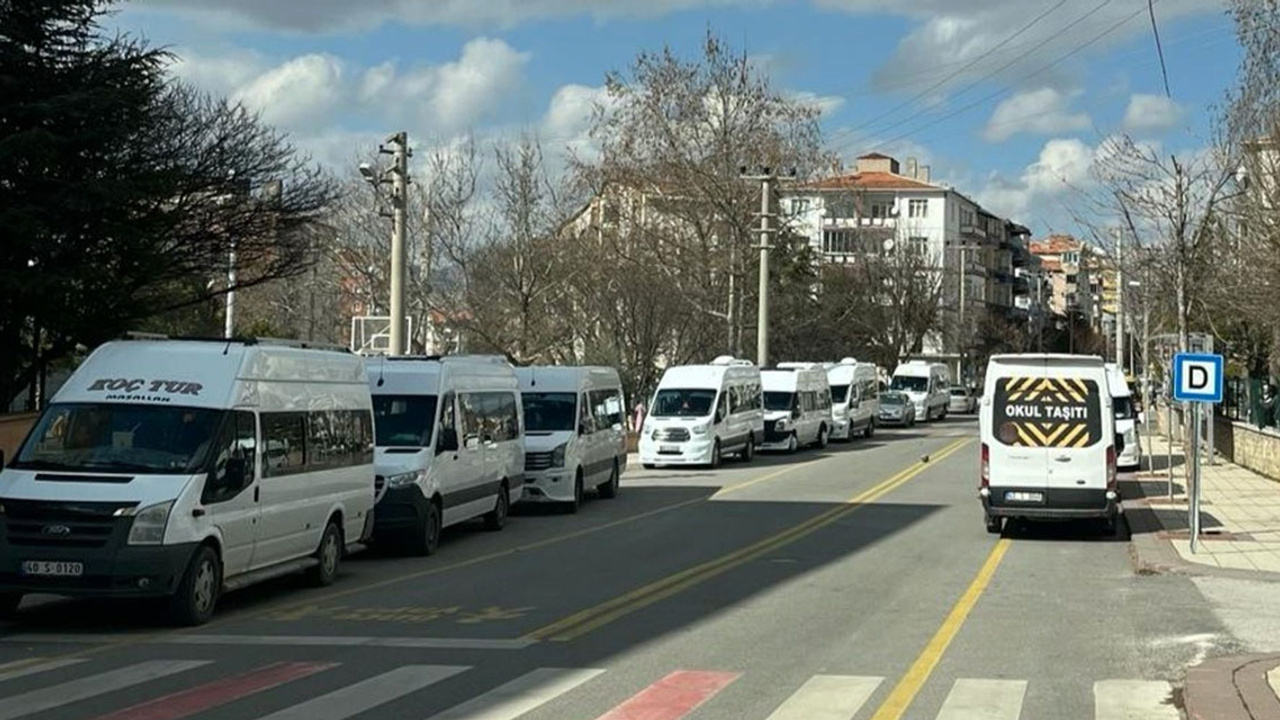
[807,171,941,191]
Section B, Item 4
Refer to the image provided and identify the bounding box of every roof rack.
[385,354,512,365]
[120,332,352,354]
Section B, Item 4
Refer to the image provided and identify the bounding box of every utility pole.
[224,240,237,339]
[1115,228,1124,368]
[740,166,793,367]
[387,131,410,356]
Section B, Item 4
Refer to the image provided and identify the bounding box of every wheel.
[985,515,1003,535]
[1101,514,1118,536]
[710,440,722,468]
[817,425,829,449]
[484,482,510,530]
[741,436,755,463]
[565,470,584,514]
[786,433,798,454]
[866,419,877,439]
[643,463,656,470]
[307,520,343,587]
[598,462,619,499]
[412,501,442,556]
[168,545,221,626]
[0,592,22,619]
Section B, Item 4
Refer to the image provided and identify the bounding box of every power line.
[829,0,1115,155]
[1147,0,1172,98]
[861,1,1158,154]
[830,0,1068,141]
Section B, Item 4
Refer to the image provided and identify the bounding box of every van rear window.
[993,376,1101,448]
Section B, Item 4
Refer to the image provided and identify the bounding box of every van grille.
[525,452,554,471]
[764,420,789,443]
[374,475,387,504]
[653,428,690,443]
[1,499,134,548]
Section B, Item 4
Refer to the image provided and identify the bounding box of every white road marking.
[254,665,470,720]
[1093,680,1180,720]
[0,658,87,683]
[936,679,1027,720]
[0,633,535,650]
[0,660,208,720]
[425,667,606,720]
[765,675,883,720]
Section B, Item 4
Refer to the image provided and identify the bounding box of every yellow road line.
[526,438,973,642]
[868,538,1013,720]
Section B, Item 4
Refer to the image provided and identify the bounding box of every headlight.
[125,501,174,545]
[691,424,709,435]
[386,470,426,488]
[775,418,789,431]
[551,443,567,467]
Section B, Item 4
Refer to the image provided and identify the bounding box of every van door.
[431,392,468,524]
[988,361,1050,498]
[202,410,261,576]
[1042,369,1108,494]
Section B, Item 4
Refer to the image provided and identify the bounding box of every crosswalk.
[0,656,1182,720]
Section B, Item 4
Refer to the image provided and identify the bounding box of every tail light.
[1106,445,1117,489]
[980,443,990,488]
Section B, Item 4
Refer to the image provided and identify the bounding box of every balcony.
[960,223,987,239]
[822,216,897,229]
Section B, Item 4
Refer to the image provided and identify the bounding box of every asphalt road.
[0,417,1238,719]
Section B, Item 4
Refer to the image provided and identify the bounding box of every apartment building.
[1028,234,1095,324]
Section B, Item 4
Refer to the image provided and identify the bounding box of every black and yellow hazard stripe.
[1007,421,1093,448]
[1002,377,1086,404]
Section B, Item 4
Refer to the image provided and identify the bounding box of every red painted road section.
[91,662,336,720]
[595,670,740,720]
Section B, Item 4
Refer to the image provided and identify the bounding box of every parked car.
[878,391,917,427]
[948,385,978,415]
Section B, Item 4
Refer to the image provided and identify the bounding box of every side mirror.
[0,449,5,469]
[224,457,248,490]
[791,408,801,420]
[464,435,481,450]
[436,429,459,454]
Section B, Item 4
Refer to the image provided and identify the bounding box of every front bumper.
[1119,445,1142,470]
[834,418,852,439]
[639,437,715,465]
[373,484,429,533]
[0,535,197,599]
[879,412,909,425]
[981,486,1120,520]
[518,469,576,503]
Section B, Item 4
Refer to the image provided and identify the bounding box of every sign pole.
[1189,401,1201,554]
[1172,351,1223,552]
[1166,400,1174,499]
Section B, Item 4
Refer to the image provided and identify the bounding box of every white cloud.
[983,87,1090,142]
[1122,93,1184,133]
[431,38,530,129]
[233,54,346,129]
[978,137,1097,221]
[789,91,846,117]
[168,48,266,96]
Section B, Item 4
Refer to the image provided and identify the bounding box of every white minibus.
[761,365,832,452]
[890,360,950,422]
[639,356,764,468]
[822,358,881,440]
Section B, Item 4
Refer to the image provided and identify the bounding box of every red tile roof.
[1029,234,1082,255]
[858,152,894,160]
[807,171,940,191]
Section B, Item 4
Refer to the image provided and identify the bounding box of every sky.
[111,0,1244,236]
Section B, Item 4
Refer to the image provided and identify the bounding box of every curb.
[1185,654,1280,720]
[1123,491,1280,583]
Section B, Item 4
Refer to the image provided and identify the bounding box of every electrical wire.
[1147,0,1173,98]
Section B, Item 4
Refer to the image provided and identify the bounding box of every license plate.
[1005,491,1043,503]
[660,445,680,453]
[21,561,84,577]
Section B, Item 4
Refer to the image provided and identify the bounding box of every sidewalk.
[1128,433,1280,574]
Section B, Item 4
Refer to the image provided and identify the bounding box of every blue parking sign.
[1172,353,1223,403]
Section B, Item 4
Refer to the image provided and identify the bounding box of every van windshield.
[522,393,577,432]
[891,376,929,393]
[652,389,716,417]
[12,403,223,474]
[830,384,849,404]
[1114,396,1136,420]
[764,392,795,411]
[373,395,438,447]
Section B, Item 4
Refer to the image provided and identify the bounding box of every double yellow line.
[526,437,973,642]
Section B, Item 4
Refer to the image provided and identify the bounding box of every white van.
[979,354,1120,534]
[0,337,376,625]
[368,355,524,555]
[516,366,627,512]
[823,358,881,441]
[761,366,832,452]
[890,360,950,422]
[639,356,764,468]
[1105,363,1142,471]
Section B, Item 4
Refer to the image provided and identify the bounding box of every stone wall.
[1154,402,1280,482]
[0,413,37,465]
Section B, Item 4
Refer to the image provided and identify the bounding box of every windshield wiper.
[78,461,170,474]
[7,459,83,471]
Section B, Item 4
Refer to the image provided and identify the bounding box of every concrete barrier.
[1156,400,1280,483]
[0,413,38,465]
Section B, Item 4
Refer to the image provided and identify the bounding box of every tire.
[786,433,798,454]
[484,482,509,530]
[817,425,829,449]
[986,515,1003,535]
[710,440,722,468]
[598,461,620,499]
[1101,514,1118,536]
[168,545,221,627]
[307,520,343,587]
[412,500,442,556]
[565,470,584,514]
[741,436,755,463]
[643,463,656,470]
[0,592,22,619]
[866,419,877,439]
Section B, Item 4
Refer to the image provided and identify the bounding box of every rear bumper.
[981,486,1120,520]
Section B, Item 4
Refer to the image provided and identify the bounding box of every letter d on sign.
[1190,365,1209,390]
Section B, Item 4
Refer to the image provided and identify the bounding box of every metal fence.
[1219,376,1277,428]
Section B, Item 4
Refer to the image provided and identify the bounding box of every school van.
[890,360,950,422]
[368,355,524,555]
[0,337,376,625]
[979,354,1121,534]
[761,365,833,452]
[1105,363,1143,471]
[516,366,626,512]
[639,356,764,468]
[824,358,881,440]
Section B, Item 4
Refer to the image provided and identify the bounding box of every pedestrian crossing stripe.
[0,657,1182,720]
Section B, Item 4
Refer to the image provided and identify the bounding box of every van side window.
[459,394,481,445]
[579,393,595,435]
[604,389,623,427]
[262,412,307,477]
[436,393,458,450]
[203,411,257,504]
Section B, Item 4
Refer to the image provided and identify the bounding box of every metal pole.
[1207,336,1216,466]
[389,131,408,357]
[959,246,966,379]
[1115,229,1124,367]
[1189,401,1202,553]
[1167,399,1175,498]
[756,175,771,367]
[224,240,237,339]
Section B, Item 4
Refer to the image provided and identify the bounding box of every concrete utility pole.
[224,240,237,339]
[387,131,410,356]
[1115,228,1125,368]
[740,167,792,367]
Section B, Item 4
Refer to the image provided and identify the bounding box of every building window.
[908,236,930,255]
[1066,274,1078,284]
[908,199,928,218]
[1064,251,1079,264]
[870,203,891,220]
[823,229,860,255]
[791,198,811,214]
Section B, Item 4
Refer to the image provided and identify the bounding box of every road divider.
[526,437,973,642]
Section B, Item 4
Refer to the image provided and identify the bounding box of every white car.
[948,386,978,414]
